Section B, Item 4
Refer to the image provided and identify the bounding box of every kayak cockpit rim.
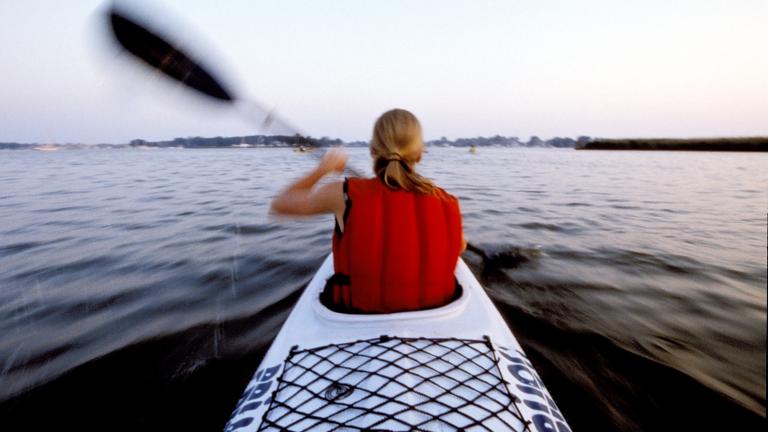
[311,253,471,323]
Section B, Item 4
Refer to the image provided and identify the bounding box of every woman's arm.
[270,149,348,216]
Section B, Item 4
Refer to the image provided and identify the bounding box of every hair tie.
[386,153,402,162]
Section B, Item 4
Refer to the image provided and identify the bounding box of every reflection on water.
[0,147,766,431]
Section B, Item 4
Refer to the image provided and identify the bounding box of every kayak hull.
[225,254,570,432]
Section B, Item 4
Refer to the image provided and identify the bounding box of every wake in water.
[465,246,766,431]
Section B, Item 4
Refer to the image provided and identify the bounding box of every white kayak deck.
[225,254,571,432]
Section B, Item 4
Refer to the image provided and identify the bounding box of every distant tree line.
[427,135,593,148]
[128,134,346,148]
[8,135,765,151]
[0,143,29,150]
[123,134,593,149]
[577,137,768,152]
[2,134,593,149]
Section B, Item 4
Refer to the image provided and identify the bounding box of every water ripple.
[0,147,765,429]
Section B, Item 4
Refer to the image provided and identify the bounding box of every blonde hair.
[370,109,436,194]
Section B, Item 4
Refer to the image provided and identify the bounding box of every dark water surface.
[0,148,765,431]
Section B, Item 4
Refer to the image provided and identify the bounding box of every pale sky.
[1,0,766,144]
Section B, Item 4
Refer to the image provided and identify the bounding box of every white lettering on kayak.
[498,348,571,432]
[224,363,282,432]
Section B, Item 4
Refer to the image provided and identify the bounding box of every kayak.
[225,254,571,432]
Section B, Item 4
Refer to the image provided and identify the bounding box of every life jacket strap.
[321,272,355,313]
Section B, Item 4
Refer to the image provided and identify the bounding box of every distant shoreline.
[3,135,767,151]
[577,137,768,152]
[0,134,585,150]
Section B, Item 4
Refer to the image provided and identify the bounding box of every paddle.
[465,242,540,269]
[105,5,527,268]
[106,6,334,156]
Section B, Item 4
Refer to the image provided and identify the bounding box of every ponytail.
[370,109,436,194]
[374,155,435,194]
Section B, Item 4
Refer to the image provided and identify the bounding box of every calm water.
[0,147,765,431]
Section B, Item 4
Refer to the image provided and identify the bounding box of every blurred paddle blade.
[465,242,541,269]
[108,9,234,102]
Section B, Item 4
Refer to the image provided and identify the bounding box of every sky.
[0,0,766,144]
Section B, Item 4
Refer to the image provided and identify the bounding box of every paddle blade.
[108,9,234,102]
[464,242,541,269]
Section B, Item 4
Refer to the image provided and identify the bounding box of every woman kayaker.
[270,108,465,313]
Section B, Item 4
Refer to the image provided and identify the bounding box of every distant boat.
[33,144,59,152]
[232,143,253,148]
[469,145,477,154]
[294,145,313,153]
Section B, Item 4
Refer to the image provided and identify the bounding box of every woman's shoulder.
[432,186,459,203]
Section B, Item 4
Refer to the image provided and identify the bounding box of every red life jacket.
[329,177,463,313]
